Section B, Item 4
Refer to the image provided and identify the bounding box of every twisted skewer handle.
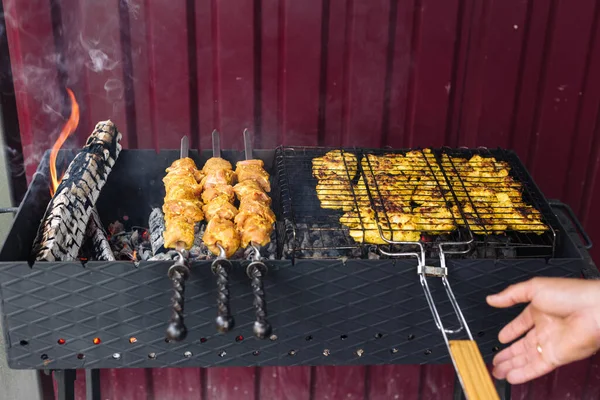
[212,258,234,332]
[247,261,272,339]
[166,263,190,341]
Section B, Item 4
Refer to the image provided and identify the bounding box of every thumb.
[487,279,538,308]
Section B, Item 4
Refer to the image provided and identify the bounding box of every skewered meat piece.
[236,198,276,225]
[237,159,264,168]
[233,180,271,204]
[202,157,233,173]
[203,194,239,221]
[163,219,196,250]
[312,150,358,180]
[162,157,204,249]
[203,217,240,258]
[200,168,236,188]
[167,158,206,182]
[163,199,204,222]
[237,215,273,247]
[202,184,235,204]
[235,160,271,192]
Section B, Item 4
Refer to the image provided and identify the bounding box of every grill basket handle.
[548,200,592,250]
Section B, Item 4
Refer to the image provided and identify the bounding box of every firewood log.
[32,120,122,261]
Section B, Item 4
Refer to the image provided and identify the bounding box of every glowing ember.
[57,338,66,345]
[93,337,101,345]
[50,88,80,195]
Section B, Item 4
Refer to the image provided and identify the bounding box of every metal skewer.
[166,249,190,341]
[209,130,234,333]
[247,243,271,338]
[242,129,272,339]
[165,136,192,342]
[212,243,234,332]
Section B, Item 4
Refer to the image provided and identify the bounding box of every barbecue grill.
[0,143,596,399]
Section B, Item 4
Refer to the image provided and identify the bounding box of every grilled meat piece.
[203,194,239,221]
[237,214,273,247]
[163,219,196,250]
[202,157,233,173]
[163,199,204,222]
[233,180,272,204]
[200,168,236,188]
[312,150,358,179]
[203,217,240,258]
[316,179,363,211]
[202,184,235,204]
[235,160,271,192]
[236,198,276,225]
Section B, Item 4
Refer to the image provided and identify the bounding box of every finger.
[498,305,534,344]
[492,335,529,366]
[506,358,555,385]
[487,279,538,308]
[493,349,530,380]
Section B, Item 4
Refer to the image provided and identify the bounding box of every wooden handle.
[448,340,499,400]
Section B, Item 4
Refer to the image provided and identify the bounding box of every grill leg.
[55,369,76,400]
[85,369,101,400]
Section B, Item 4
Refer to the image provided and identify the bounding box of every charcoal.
[108,220,125,236]
[32,120,122,261]
[149,208,166,255]
[368,251,380,260]
[149,250,179,261]
[138,247,152,261]
[130,230,140,246]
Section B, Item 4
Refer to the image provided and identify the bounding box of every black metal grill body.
[0,149,596,370]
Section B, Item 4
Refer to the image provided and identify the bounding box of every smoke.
[79,34,120,73]
[1,0,129,175]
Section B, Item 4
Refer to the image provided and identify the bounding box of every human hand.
[486,277,600,384]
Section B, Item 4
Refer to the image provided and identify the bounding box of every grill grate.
[276,146,558,260]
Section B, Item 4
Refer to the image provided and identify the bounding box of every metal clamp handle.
[247,260,272,339]
[165,252,190,342]
[548,199,592,249]
[212,257,234,333]
[0,207,18,214]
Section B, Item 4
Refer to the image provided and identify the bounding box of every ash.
[107,208,278,262]
[289,223,365,259]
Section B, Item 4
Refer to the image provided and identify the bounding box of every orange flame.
[50,88,80,195]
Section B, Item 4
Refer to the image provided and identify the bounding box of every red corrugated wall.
[4,0,600,398]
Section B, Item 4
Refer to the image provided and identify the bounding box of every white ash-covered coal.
[32,120,122,261]
[285,223,374,259]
